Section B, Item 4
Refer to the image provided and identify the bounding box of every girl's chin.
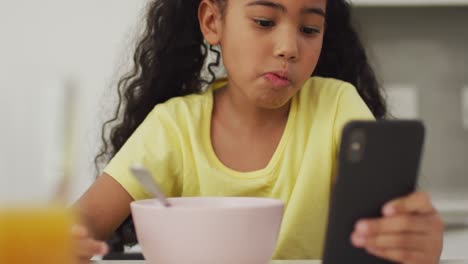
[252,94,292,110]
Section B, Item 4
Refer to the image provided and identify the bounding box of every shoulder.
[149,90,210,123]
[296,76,374,125]
[298,76,358,103]
[295,76,367,117]
[150,78,226,122]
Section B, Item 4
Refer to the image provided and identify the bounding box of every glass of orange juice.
[0,169,76,264]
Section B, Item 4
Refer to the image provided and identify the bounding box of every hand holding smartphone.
[322,120,425,264]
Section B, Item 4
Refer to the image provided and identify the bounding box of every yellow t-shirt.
[104,76,374,259]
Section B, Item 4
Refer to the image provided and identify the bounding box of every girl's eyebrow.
[246,0,326,17]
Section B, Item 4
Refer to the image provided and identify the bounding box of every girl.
[74,0,444,263]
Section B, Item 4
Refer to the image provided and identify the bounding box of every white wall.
[0,0,146,202]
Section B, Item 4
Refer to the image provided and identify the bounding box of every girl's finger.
[352,232,428,251]
[355,215,432,235]
[383,191,435,216]
[76,238,108,258]
[366,247,426,264]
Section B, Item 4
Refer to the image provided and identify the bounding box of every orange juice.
[0,206,75,264]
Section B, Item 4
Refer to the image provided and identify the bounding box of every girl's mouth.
[264,72,291,88]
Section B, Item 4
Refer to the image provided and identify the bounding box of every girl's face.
[208,0,326,109]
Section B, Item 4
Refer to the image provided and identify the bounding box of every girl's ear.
[198,0,223,45]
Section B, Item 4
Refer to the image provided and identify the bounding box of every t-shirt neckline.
[202,78,298,179]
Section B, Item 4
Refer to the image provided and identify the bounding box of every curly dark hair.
[95,0,387,251]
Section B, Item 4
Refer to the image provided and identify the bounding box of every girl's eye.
[254,19,275,28]
[301,27,321,36]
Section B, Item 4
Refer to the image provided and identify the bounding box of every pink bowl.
[130,197,284,264]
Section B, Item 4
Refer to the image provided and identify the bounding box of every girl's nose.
[274,27,299,62]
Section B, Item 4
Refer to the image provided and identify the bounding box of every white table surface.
[91,260,468,264]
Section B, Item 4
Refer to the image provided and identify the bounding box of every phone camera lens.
[346,129,366,163]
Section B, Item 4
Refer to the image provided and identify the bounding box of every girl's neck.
[213,85,291,131]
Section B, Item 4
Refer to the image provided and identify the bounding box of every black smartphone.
[322,120,425,264]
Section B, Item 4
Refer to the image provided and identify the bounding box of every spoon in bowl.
[130,164,171,207]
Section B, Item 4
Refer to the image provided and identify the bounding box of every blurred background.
[0,0,467,260]
[0,0,146,201]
